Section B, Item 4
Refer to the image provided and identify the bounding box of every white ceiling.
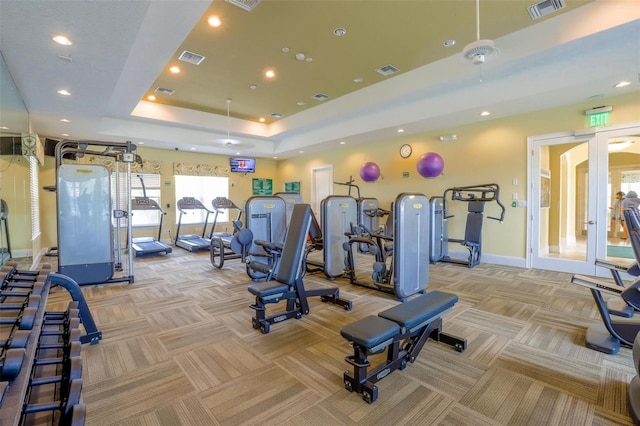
[0,0,638,159]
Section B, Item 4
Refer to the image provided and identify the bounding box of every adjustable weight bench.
[247,204,352,334]
[340,290,466,403]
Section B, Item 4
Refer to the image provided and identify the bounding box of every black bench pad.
[378,291,458,330]
[340,316,400,348]
[248,281,290,297]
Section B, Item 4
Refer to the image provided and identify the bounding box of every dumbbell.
[0,306,37,330]
[60,403,86,426]
[23,378,83,423]
[43,301,80,323]
[1,281,45,296]
[0,347,25,381]
[35,341,82,367]
[0,294,41,310]
[30,356,82,390]
[0,329,31,349]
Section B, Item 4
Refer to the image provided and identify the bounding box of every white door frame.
[310,164,333,219]
[527,122,640,276]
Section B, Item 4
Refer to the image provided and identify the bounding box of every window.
[174,175,228,225]
[112,172,162,227]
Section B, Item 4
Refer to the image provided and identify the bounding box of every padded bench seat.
[378,291,458,331]
[340,316,400,349]
[248,281,290,298]
[340,289,466,403]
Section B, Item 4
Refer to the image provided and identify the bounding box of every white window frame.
[174,175,229,225]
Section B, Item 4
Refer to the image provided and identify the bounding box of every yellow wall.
[3,91,639,260]
[276,92,640,259]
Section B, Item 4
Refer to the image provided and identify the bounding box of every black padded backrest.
[465,201,484,244]
[277,204,312,286]
[624,209,640,264]
[0,199,7,219]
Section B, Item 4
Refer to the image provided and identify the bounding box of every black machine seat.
[341,291,466,403]
[248,204,351,334]
[448,200,484,267]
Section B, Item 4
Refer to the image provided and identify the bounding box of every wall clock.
[399,143,412,158]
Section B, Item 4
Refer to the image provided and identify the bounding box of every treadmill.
[130,196,172,257]
[175,197,214,252]
[209,197,243,241]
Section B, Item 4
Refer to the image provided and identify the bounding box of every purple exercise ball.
[417,152,444,178]
[360,161,381,182]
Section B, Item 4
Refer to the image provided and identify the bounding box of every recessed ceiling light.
[265,69,275,78]
[235,152,240,155]
[147,95,156,101]
[249,84,257,89]
[397,128,405,133]
[208,15,221,27]
[339,141,346,145]
[60,119,70,123]
[333,28,346,36]
[0,126,9,130]
[57,89,71,96]
[297,101,305,106]
[259,118,265,122]
[61,133,69,137]
[480,111,491,116]
[614,81,630,88]
[305,57,313,62]
[169,66,180,74]
[353,77,363,83]
[443,39,456,47]
[273,156,278,159]
[281,47,289,53]
[295,53,305,61]
[299,150,305,153]
[52,35,72,45]
[139,141,145,145]
[190,147,196,150]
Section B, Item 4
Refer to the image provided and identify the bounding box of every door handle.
[587,220,595,225]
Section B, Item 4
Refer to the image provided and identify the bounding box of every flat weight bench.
[341,290,466,403]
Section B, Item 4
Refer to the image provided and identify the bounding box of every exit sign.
[588,111,611,127]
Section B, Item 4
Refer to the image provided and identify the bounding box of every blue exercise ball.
[360,161,381,182]
[417,152,444,178]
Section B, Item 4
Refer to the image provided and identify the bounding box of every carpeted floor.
[34,247,639,425]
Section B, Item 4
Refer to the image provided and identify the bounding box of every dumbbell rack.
[0,261,99,426]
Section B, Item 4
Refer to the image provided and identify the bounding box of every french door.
[528,123,640,276]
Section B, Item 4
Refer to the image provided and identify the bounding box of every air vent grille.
[154,87,175,96]
[376,64,400,77]
[527,0,565,20]
[312,93,329,101]
[226,0,261,12]
[178,50,205,65]
[268,113,283,119]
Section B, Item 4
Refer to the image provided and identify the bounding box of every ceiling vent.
[527,0,565,20]
[178,50,205,65]
[376,64,399,77]
[312,93,329,101]
[226,0,261,12]
[268,113,283,119]
[154,87,175,96]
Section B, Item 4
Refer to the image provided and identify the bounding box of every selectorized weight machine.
[430,183,505,268]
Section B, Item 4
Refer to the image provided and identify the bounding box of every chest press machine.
[247,204,352,334]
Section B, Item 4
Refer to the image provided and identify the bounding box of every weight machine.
[430,183,505,268]
[54,140,138,285]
